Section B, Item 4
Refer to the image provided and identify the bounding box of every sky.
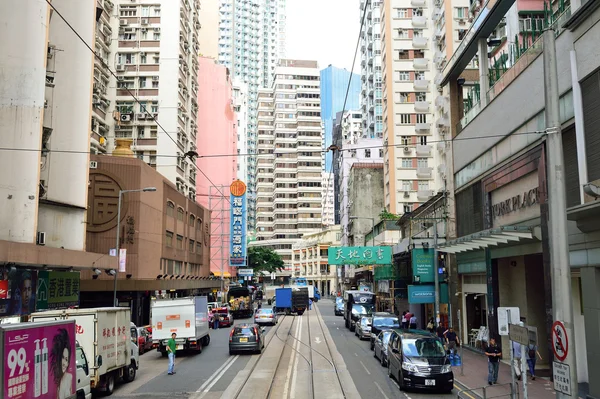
[286,0,361,73]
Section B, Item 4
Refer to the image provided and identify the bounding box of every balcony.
[413,79,429,91]
[415,122,431,132]
[412,37,428,48]
[411,0,426,6]
[417,190,434,200]
[416,167,433,178]
[412,16,427,27]
[413,58,429,70]
[414,101,429,112]
[416,144,432,156]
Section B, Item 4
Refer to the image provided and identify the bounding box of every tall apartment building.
[252,60,323,273]
[360,0,384,139]
[321,174,335,226]
[320,65,361,172]
[233,78,249,182]
[93,0,201,200]
[217,0,287,231]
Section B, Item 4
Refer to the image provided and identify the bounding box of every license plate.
[261,316,267,318]
[425,379,436,386]
[239,337,248,343]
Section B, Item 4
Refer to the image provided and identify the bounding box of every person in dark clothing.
[485,338,502,385]
[401,311,408,328]
[436,324,446,343]
[445,327,460,353]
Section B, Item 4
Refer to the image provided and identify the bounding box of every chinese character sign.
[2,321,76,399]
[229,180,248,266]
[36,272,80,311]
[327,246,392,265]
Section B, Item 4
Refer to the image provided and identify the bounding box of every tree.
[247,246,285,275]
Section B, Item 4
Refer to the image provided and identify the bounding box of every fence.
[457,382,517,399]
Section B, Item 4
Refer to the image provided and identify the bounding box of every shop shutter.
[581,69,600,181]
[456,181,483,237]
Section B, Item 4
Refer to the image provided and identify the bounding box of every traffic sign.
[551,320,568,362]
[553,361,572,396]
[497,307,520,336]
[508,323,529,345]
[238,268,254,276]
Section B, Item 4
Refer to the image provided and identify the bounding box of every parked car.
[137,326,153,354]
[370,312,400,350]
[387,329,454,393]
[254,308,277,325]
[373,329,393,367]
[334,297,344,316]
[229,323,265,355]
[214,307,234,327]
[355,316,372,340]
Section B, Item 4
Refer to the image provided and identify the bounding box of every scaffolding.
[208,185,230,291]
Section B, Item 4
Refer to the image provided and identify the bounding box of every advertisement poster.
[36,271,80,311]
[2,322,76,399]
[0,270,38,318]
[411,248,435,283]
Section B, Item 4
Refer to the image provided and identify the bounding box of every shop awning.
[436,226,535,254]
[211,271,232,278]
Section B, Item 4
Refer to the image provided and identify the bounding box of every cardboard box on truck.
[31,307,139,396]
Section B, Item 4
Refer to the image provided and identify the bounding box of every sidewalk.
[454,348,585,399]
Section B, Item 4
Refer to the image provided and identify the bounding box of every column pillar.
[581,266,600,398]
[478,38,490,107]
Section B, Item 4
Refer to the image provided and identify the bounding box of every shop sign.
[36,271,80,311]
[491,187,539,219]
[412,248,435,283]
[0,270,37,317]
[229,180,248,267]
[553,361,572,396]
[408,283,449,304]
[327,246,392,265]
[237,268,254,276]
[490,173,541,227]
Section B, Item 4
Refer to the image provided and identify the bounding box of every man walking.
[213,311,220,329]
[513,340,522,380]
[485,338,502,385]
[167,333,177,375]
[445,327,460,354]
[409,314,417,329]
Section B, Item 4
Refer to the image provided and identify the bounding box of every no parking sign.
[551,320,568,362]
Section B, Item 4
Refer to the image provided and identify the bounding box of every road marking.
[354,353,358,357]
[359,360,371,375]
[373,381,390,399]
[314,337,322,344]
[283,316,302,398]
[336,327,339,330]
[290,316,303,399]
[196,355,238,393]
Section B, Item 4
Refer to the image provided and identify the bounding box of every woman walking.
[525,342,542,380]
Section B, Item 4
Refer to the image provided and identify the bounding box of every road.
[112,317,263,399]
[318,299,457,399]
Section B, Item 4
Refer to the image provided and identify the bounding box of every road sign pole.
[508,309,517,399]
[522,344,528,399]
[458,309,464,376]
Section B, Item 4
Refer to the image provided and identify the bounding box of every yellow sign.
[230,180,247,197]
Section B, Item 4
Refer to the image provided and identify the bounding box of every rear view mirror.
[392,348,399,354]
[97,355,103,366]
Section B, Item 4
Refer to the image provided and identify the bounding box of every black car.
[369,312,400,350]
[229,324,265,355]
[334,297,344,316]
[387,329,454,393]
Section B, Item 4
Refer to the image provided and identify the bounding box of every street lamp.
[114,187,157,307]
[348,216,375,246]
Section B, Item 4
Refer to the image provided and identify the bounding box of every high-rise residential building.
[95,0,201,201]
[196,57,238,278]
[198,0,220,59]
[320,65,361,172]
[233,78,249,182]
[252,60,323,273]
[321,174,335,226]
[359,0,384,139]
[217,0,287,231]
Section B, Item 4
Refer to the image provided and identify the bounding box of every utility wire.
[44,0,231,204]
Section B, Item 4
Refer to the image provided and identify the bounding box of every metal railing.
[457,382,517,399]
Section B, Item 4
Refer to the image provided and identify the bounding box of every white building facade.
[233,78,249,182]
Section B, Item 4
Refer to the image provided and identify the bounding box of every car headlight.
[402,362,419,373]
[441,364,452,373]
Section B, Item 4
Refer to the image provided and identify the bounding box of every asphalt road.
[318,299,457,399]
[112,316,264,399]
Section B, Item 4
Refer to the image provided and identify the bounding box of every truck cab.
[75,342,92,399]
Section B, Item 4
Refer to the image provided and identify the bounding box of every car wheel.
[229,349,235,356]
[380,355,386,367]
[123,362,136,382]
[374,349,378,359]
[105,373,115,395]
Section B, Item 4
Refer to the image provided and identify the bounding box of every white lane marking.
[337,327,339,330]
[373,381,390,399]
[290,316,303,399]
[283,316,301,398]
[314,337,322,344]
[354,353,358,357]
[359,360,371,375]
[196,355,238,393]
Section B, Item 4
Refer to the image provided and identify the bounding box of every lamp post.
[114,187,157,307]
[348,216,375,246]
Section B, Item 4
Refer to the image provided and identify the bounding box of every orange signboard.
[185,320,191,328]
[166,315,180,321]
[230,180,247,197]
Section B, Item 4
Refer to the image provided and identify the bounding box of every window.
[141,6,150,17]
[418,181,429,190]
[153,32,161,40]
[365,149,371,158]
[398,92,409,103]
[414,8,423,17]
[166,201,175,217]
[189,239,195,252]
[177,207,184,221]
[379,149,384,158]
[176,235,183,249]
[189,215,195,227]
[401,136,410,146]
[139,77,146,88]
[416,114,427,123]
[402,180,411,191]
[454,7,468,19]
[399,50,409,60]
[413,29,424,38]
[419,136,427,145]
[398,29,408,39]
[400,114,411,124]
[398,71,410,81]
[458,29,467,41]
[397,8,408,18]
[415,71,425,80]
[166,231,173,247]
[403,204,412,213]
[401,158,412,168]
[417,158,428,168]
[415,92,426,101]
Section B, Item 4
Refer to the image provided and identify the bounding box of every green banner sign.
[412,248,435,283]
[328,246,392,265]
[408,283,449,304]
[36,271,80,311]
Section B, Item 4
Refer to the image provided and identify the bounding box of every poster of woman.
[50,328,74,399]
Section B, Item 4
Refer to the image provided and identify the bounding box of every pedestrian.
[485,338,502,385]
[445,327,460,354]
[309,298,313,310]
[525,342,542,380]
[426,318,435,333]
[167,333,177,375]
[512,340,522,380]
[409,314,417,329]
[213,310,220,329]
[401,311,407,329]
[436,324,446,342]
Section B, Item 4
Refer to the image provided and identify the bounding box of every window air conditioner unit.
[36,231,46,246]
[404,146,410,153]
[120,113,132,122]
[137,113,146,120]
[116,64,125,71]
[120,19,128,25]
[141,18,148,25]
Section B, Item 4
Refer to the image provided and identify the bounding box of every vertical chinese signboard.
[36,271,80,311]
[229,180,248,266]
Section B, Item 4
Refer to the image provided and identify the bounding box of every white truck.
[31,307,139,396]
[151,296,210,356]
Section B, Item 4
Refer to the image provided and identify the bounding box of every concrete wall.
[348,165,385,245]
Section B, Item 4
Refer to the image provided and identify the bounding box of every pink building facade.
[196,57,238,278]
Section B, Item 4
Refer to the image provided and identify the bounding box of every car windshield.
[373,317,400,328]
[351,304,373,315]
[402,338,446,358]
[233,327,255,336]
[335,297,343,304]
[257,309,273,315]
[361,318,372,326]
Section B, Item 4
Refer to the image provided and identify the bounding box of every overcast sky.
[286,0,361,72]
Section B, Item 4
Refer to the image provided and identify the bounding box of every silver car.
[254,308,277,326]
[373,329,393,367]
[355,316,372,340]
